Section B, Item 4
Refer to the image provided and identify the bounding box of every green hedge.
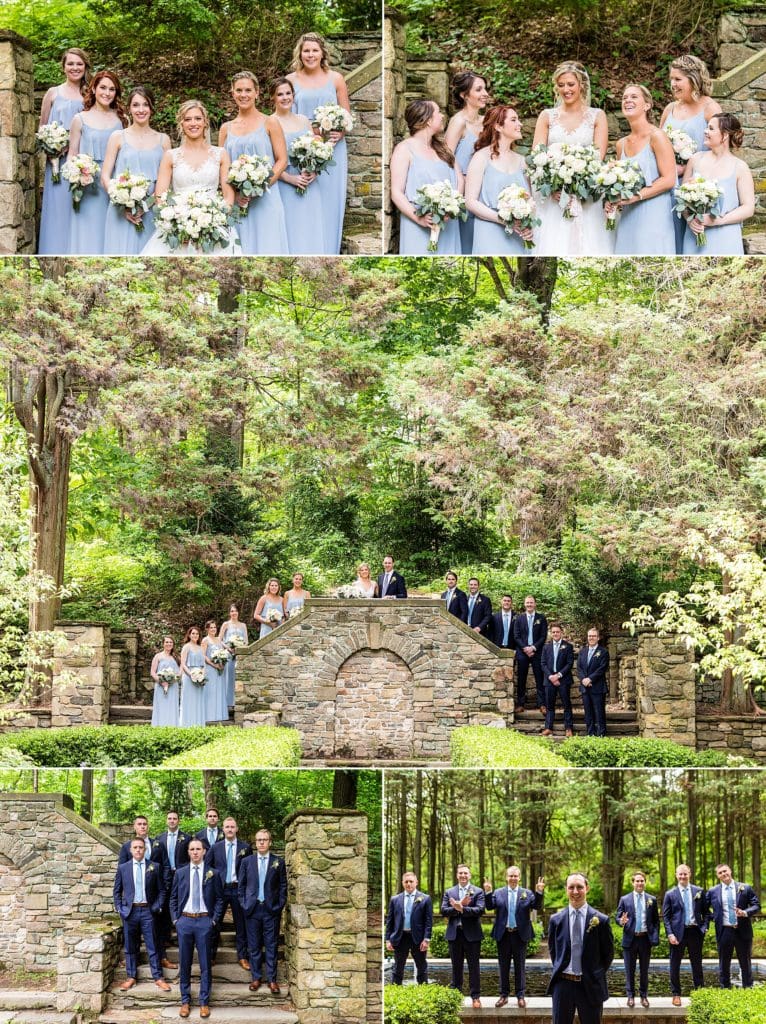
[161,727,302,768]
[609,921,717,960]
[428,921,541,959]
[687,987,766,1024]
[384,984,463,1024]
[560,737,732,768]
[450,727,568,768]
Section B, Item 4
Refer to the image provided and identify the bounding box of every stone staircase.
[458,995,687,1022]
[0,990,77,1024]
[108,705,235,726]
[512,701,639,739]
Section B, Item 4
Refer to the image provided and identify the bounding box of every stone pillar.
[57,926,122,1013]
[285,810,367,1024]
[52,621,111,727]
[0,30,36,253]
[618,653,637,709]
[111,629,140,702]
[636,632,697,746]
[384,11,406,252]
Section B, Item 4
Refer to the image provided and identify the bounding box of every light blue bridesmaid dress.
[455,126,478,253]
[179,645,207,727]
[151,654,180,727]
[291,79,347,254]
[284,594,305,618]
[665,109,708,253]
[103,133,164,255]
[682,174,743,254]
[471,163,530,255]
[38,88,84,255]
[203,638,229,723]
[614,143,675,255]
[398,144,461,255]
[69,116,121,255]
[222,622,248,709]
[258,598,284,639]
[223,125,288,255]
[278,127,326,254]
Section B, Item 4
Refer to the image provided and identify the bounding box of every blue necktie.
[587,648,594,665]
[468,596,476,624]
[503,615,510,646]
[258,857,267,901]
[226,842,234,884]
[726,886,736,925]
[527,615,534,645]
[508,889,517,929]
[571,910,583,973]
[135,861,144,902]
[144,839,151,864]
[553,642,560,672]
[682,887,692,924]
[168,833,176,870]
[636,893,644,932]
[192,866,201,912]
[404,893,412,929]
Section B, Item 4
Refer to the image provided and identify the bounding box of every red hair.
[83,70,128,125]
[475,105,515,158]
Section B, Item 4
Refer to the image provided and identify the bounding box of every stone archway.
[0,853,27,967]
[334,648,414,758]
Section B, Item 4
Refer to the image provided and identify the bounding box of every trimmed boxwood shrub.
[450,727,568,768]
[384,983,463,1024]
[428,922,541,959]
[609,921,717,960]
[687,986,766,1024]
[559,737,733,768]
[161,727,301,767]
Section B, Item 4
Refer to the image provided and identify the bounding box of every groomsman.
[707,863,760,989]
[541,624,575,736]
[385,871,433,985]
[154,810,192,967]
[576,629,610,736]
[195,808,224,851]
[490,595,517,650]
[113,837,172,992]
[615,871,660,1008]
[466,578,492,636]
[441,571,468,623]
[662,863,708,1005]
[376,555,407,599]
[118,815,162,866]
[204,816,252,970]
[546,873,613,1024]
[483,867,545,1008]
[440,864,485,1009]
[512,595,548,714]
[238,829,288,994]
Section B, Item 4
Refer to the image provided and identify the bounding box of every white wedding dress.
[354,578,377,598]
[141,146,240,255]
[534,107,614,257]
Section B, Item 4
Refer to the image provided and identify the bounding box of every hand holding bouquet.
[226,153,272,217]
[157,667,179,694]
[673,175,723,247]
[594,159,646,229]
[154,191,236,252]
[210,648,231,671]
[664,126,697,167]
[226,634,247,655]
[526,143,602,219]
[312,103,354,143]
[61,154,100,211]
[35,122,70,183]
[496,184,540,249]
[188,666,207,687]
[413,179,467,252]
[107,170,155,232]
[288,133,336,194]
[266,608,283,624]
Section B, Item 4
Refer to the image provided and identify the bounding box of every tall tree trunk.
[332,770,358,808]
[80,768,93,822]
[517,257,559,326]
[599,771,625,909]
[212,273,247,466]
[413,771,423,883]
[397,775,408,884]
[428,774,438,896]
[203,769,226,809]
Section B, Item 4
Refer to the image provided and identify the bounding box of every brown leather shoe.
[514,705,524,714]
[269,981,281,995]
[472,999,481,1009]
[539,705,547,715]
[641,997,650,1008]
[249,980,261,992]
[542,728,552,736]
[161,958,178,969]
[179,1006,190,1019]
[672,995,682,1006]
[565,729,573,737]
[518,997,527,1008]
[239,959,251,971]
[627,996,635,1007]
[156,979,172,991]
[495,996,508,1007]
[200,1008,210,1019]
[119,978,137,991]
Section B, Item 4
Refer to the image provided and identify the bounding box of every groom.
[376,555,407,599]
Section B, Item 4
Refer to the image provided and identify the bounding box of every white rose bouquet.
[61,154,100,211]
[154,191,236,252]
[210,647,231,670]
[527,142,602,218]
[226,153,272,217]
[266,608,283,624]
[594,159,646,229]
[157,667,179,693]
[35,122,70,183]
[226,634,247,654]
[673,175,724,247]
[188,666,207,687]
[312,103,354,140]
[337,583,368,599]
[664,125,697,166]
[107,170,155,233]
[288,134,336,194]
[413,179,467,252]
[495,184,540,249]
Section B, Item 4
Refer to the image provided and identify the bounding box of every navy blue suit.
[615,890,660,998]
[170,863,224,1008]
[707,880,760,988]
[113,858,165,981]
[441,587,469,623]
[576,644,610,736]
[238,852,288,983]
[490,610,517,650]
[195,826,224,851]
[375,571,407,599]
[662,884,708,995]
[547,905,613,1024]
[153,830,192,957]
[466,592,492,635]
[513,611,548,709]
[440,884,485,999]
[385,890,433,984]
[118,836,166,869]
[205,838,252,961]
[541,640,575,732]
[485,885,542,998]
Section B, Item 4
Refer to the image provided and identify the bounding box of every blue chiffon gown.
[223,126,288,255]
[151,654,180,727]
[471,163,530,255]
[455,127,478,253]
[258,598,284,639]
[279,127,327,254]
[203,639,229,723]
[103,134,165,255]
[291,79,347,254]
[664,109,708,253]
[614,144,675,255]
[682,174,744,254]
[179,645,207,727]
[398,145,461,255]
[69,117,121,255]
[222,622,248,709]
[38,88,84,255]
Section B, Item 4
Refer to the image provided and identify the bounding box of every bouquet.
[35,122,70,183]
[311,103,354,140]
[288,133,336,195]
[157,667,179,693]
[664,125,697,166]
[226,153,272,217]
[413,179,467,252]
[154,191,236,252]
[495,184,540,250]
[593,159,646,229]
[210,647,231,670]
[107,170,155,233]
[188,666,207,687]
[266,608,283,624]
[61,154,100,211]
[673,176,724,247]
[526,143,603,219]
[337,583,369,599]
[226,634,247,655]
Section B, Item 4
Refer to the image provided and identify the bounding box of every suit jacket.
[375,571,407,599]
[195,826,224,851]
[205,838,253,881]
[541,640,575,687]
[707,881,760,942]
[114,858,165,919]
[485,886,542,944]
[440,884,485,942]
[615,891,660,948]
[170,863,224,925]
[155,830,192,871]
[513,612,548,656]
[490,610,517,650]
[576,644,610,693]
[238,852,288,916]
[547,905,613,1005]
[662,885,709,941]
[466,593,492,635]
[118,836,167,870]
[441,588,469,624]
[385,890,433,947]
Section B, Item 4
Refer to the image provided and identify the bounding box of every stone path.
[0,992,77,1024]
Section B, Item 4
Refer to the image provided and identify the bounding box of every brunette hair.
[161,635,176,654]
[404,100,454,167]
[183,625,202,643]
[270,76,295,103]
[229,602,241,614]
[451,70,488,111]
[83,70,128,125]
[60,47,91,95]
[127,85,156,115]
[710,112,744,149]
[475,105,517,157]
[291,32,330,72]
[669,54,712,100]
[204,619,218,632]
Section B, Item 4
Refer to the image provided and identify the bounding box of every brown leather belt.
[133,902,148,907]
[561,973,582,982]
[182,912,209,918]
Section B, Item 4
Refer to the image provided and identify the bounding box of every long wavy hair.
[60,47,91,96]
[670,55,712,101]
[404,100,454,167]
[475,105,517,157]
[176,99,211,144]
[552,60,591,108]
[291,32,330,72]
[83,70,128,125]
[451,70,489,111]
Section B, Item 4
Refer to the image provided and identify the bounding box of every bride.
[351,563,378,598]
[142,100,239,255]
[532,61,613,256]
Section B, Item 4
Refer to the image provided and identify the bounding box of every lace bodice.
[169,146,223,197]
[547,107,598,148]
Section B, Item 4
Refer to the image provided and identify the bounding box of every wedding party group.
[36,36,352,257]
[390,56,756,256]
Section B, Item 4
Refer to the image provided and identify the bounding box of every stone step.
[134,961,255,983]
[457,994,686,1022]
[101,1009,298,1024]
[342,230,382,254]
[744,232,766,255]
[108,706,234,726]
[513,708,639,739]
[113,981,290,1008]
[0,994,56,1011]
[0,1014,78,1024]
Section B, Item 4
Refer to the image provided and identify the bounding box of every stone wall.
[636,632,697,747]
[57,925,123,1013]
[609,634,638,707]
[383,12,406,252]
[366,911,382,1024]
[284,809,367,1024]
[696,712,766,762]
[0,30,36,253]
[618,653,637,709]
[52,620,111,727]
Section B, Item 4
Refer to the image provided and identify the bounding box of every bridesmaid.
[102,86,170,254]
[390,100,463,255]
[150,635,180,727]
[681,114,754,255]
[466,105,535,255]
[254,579,285,639]
[287,32,351,254]
[219,71,288,255]
[38,47,90,255]
[219,603,248,712]
[283,572,311,619]
[67,70,126,255]
[179,625,207,728]
[270,77,326,254]
[610,84,676,255]
[201,619,228,724]
[445,70,490,253]
[659,55,721,253]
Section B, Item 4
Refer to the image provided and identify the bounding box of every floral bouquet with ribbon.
[594,159,646,229]
[673,175,724,247]
[188,666,207,687]
[226,153,272,217]
[311,103,354,140]
[527,142,602,219]
[496,183,540,249]
[154,191,236,252]
[61,154,100,211]
[288,133,336,195]
[664,125,697,166]
[210,647,231,670]
[157,666,179,693]
[35,122,70,183]
[107,170,155,232]
[413,179,467,252]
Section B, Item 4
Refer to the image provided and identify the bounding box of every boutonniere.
[534,618,540,625]
[152,841,160,848]
[205,870,214,881]
[415,896,424,904]
[237,849,246,857]
[271,859,280,870]
[694,892,701,900]
[147,864,155,873]
[586,915,600,932]
[737,885,744,894]
[519,892,528,902]
[646,898,654,906]
[594,651,601,659]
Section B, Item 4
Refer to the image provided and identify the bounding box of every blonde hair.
[231,70,259,92]
[623,82,654,121]
[357,562,371,576]
[176,100,211,143]
[291,32,330,72]
[263,577,282,595]
[552,60,591,108]
[669,55,712,101]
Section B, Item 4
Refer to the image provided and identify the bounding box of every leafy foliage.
[161,726,302,767]
[426,922,541,958]
[688,986,766,1024]
[450,727,568,768]
[1,724,233,765]
[559,737,733,768]
[384,983,463,1024]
